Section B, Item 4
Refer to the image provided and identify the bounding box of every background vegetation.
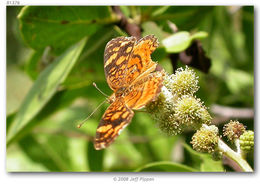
[6,6,254,172]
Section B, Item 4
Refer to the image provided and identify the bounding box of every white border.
[1,0,259,185]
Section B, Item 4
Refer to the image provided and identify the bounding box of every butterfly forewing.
[104,36,136,91]
[125,35,159,85]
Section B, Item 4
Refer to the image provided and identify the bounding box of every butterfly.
[94,35,164,150]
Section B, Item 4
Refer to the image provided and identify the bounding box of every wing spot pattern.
[105,53,117,67]
[97,124,112,133]
[116,56,125,65]
[113,47,120,52]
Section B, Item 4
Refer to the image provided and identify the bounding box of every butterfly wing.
[96,35,162,150]
[94,98,134,150]
[124,71,164,110]
[125,35,159,85]
[104,36,136,91]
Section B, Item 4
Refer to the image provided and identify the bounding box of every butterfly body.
[94,35,164,150]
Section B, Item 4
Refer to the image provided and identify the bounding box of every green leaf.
[135,161,197,172]
[25,49,44,80]
[162,31,190,53]
[190,31,208,40]
[63,27,115,89]
[7,38,86,145]
[153,6,213,30]
[6,112,16,132]
[183,143,224,172]
[162,31,208,53]
[6,86,94,147]
[200,157,224,172]
[18,6,117,53]
[141,21,168,43]
[140,6,169,18]
[18,135,64,171]
[87,141,104,171]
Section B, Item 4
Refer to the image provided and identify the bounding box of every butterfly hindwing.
[124,71,164,110]
[94,98,134,150]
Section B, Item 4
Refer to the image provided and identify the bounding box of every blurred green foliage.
[6,6,254,172]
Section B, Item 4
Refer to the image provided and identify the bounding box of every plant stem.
[234,139,241,154]
[111,6,141,39]
[218,139,253,172]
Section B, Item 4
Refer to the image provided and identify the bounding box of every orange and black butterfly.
[94,35,164,150]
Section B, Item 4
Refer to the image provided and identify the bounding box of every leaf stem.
[218,139,253,172]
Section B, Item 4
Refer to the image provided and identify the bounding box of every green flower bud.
[147,86,182,135]
[147,67,211,136]
[174,95,211,130]
[211,150,223,161]
[223,120,246,141]
[239,130,254,152]
[165,66,199,97]
[146,86,174,120]
[191,124,219,153]
[146,91,167,119]
[158,118,182,136]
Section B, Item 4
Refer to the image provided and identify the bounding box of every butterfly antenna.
[93,82,109,98]
[77,99,107,128]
